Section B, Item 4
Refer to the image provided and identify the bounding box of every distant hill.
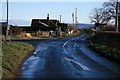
[76,23,94,29]
[9,19,31,26]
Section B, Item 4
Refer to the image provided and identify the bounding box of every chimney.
[47,14,49,21]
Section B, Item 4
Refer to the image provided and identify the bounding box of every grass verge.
[2,42,34,78]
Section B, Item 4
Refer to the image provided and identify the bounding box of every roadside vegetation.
[88,0,120,63]
[2,42,34,78]
[89,33,120,63]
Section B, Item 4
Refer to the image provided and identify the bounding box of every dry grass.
[2,42,34,78]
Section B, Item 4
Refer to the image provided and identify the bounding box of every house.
[1,14,70,38]
[0,22,7,27]
[57,23,68,35]
[31,14,69,36]
[31,14,60,28]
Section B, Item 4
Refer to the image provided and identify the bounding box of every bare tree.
[89,8,111,24]
[103,0,120,31]
[89,0,120,31]
[103,1,116,18]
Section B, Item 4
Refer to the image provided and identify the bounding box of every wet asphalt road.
[20,35,120,78]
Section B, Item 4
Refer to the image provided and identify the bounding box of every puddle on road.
[21,55,45,78]
[21,44,50,78]
[34,44,49,53]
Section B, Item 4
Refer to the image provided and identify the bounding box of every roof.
[31,19,60,27]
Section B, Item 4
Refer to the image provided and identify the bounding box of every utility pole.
[116,0,119,32]
[72,12,75,33]
[60,15,61,23]
[119,2,120,32]
[75,8,78,27]
[6,0,10,40]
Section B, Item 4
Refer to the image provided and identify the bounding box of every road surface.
[20,34,120,78]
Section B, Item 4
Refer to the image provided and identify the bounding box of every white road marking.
[63,39,71,47]
[62,37,80,57]
[81,34,84,37]
[74,43,77,48]
[63,37,80,47]
[64,57,90,71]
[63,49,68,55]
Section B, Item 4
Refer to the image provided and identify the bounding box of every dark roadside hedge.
[89,32,120,63]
